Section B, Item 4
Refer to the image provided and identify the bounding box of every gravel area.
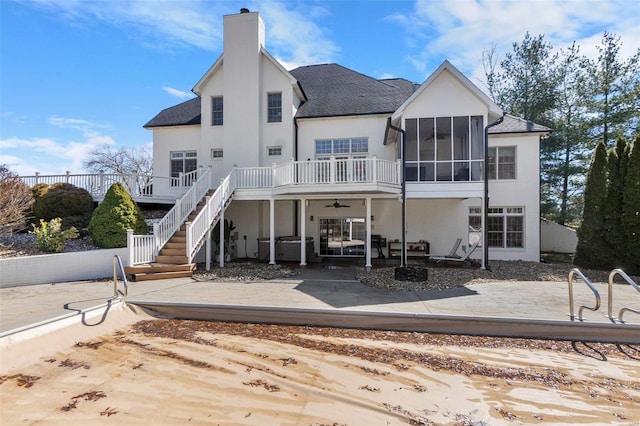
[2,233,637,291]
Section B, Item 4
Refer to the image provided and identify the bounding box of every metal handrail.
[608,268,640,323]
[568,268,601,321]
[113,255,128,297]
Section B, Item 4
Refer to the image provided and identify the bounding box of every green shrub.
[32,183,94,229]
[30,218,79,253]
[88,182,148,248]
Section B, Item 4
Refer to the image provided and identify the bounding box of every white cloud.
[48,116,108,132]
[0,132,115,175]
[254,2,340,67]
[20,0,340,68]
[395,0,639,85]
[21,0,229,51]
[163,86,194,99]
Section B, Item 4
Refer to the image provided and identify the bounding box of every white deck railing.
[185,170,236,263]
[128,167,213,265]
[19,169,200,200]
[235,157,400,189]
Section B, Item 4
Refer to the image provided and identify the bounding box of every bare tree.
[83,145,152,176]
[83,146,153,194]
[0,165,35,237]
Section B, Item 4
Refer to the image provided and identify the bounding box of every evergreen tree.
[584,32,640,147]
[575,142,609,269]
[493,32,558,124]
[603,137,629,268]
[88,183,148,248]
[622,134,640,274]
[541,43,592,225]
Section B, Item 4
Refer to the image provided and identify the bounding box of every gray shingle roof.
[144,97,201,128]
[143,65,549,136]
[289,64,416,118]
[489,114,551,134]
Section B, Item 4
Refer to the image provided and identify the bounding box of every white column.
[300,199,307,266]
[269,198,276,265]
[205,230,211,271]
[480,196,486,270]
[219,205,225,268]
[365,197,372,269]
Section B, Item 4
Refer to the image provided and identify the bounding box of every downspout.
[293,117,299,236]
[483,113,505,271]
[388,122,407,268]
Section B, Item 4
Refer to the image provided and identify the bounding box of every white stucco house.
[141,9,549,272]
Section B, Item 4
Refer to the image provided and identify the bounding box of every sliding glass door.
[319,218,366,257]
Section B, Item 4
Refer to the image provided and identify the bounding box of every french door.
[319,218,366,257]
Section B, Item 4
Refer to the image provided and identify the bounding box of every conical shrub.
[88,183,148,248]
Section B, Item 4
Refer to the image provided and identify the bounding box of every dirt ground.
[1,318,639,425]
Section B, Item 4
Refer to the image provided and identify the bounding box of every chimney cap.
[240,8,250,13]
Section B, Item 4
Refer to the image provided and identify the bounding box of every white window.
[267,146,282,157]
[314,137,368,157]
[211,149,223,159]
[469,206,524,248]
[488,146,516,179]
[170,151,197,186]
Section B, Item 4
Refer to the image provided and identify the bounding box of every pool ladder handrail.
[568,268,601,322]
[113,255,128,298]
[608,268,640,323]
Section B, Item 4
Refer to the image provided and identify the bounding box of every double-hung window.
[267,93,282,123]
[170,151,197,186]
[487,146,516,179]
[211,97,223,126]
[468,207,524,248]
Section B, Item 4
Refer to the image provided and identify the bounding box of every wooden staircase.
[125,191,214,281]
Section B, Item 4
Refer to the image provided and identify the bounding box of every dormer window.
[211,96,223,126]
[267,92,282,123]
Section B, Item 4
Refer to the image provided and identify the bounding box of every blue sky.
[1,0,638,175]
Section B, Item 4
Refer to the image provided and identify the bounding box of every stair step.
[173,230,186,237]
[130,270,193,282]
[125,263,195,274]
[159,248,186,256]
[164,242,186,249]
[156,255,189,264]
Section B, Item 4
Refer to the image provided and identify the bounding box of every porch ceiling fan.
[325,199,350,208]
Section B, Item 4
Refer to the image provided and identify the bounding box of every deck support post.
[300,198,307,266]
[365,197,372,269]
[269,198,276,265]
[219,202,225,268]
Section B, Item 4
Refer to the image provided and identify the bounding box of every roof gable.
[391,60,502,121]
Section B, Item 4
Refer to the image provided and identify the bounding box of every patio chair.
[429,241,479,264]
[426,238,462,260]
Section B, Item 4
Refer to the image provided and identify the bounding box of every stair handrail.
[152,167,212,255]
[113,255,128,297]
[607,268,640,323]
[185,169,236,263]
[568,268,601,321]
